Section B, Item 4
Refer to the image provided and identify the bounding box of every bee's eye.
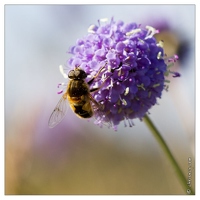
[74,69,87,79]
[68,70,75,79]
[80,70,87,79]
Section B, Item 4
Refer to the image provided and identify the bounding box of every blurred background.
[5,5,195,194]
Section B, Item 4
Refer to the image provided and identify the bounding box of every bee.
[48,65,108,128]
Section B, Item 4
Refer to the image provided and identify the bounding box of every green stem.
[143,114,194,195]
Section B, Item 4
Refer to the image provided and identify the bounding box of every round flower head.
[61,18,180,130]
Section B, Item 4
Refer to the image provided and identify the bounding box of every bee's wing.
[48,95,68,128]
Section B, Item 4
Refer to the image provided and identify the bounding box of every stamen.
[57,83,62,88]
[157,52,162,59]
[164,85,169,91]
[110,79,114,87]
[88,25,96,33]
[167,54,179,63]
[126,28,141,36]
[119,95,127,106]
[153,83,160,88]
[124,115,134,127]
[107,65,111,72]
[59,65,68,79]
[122,99,127,106]
[164,80,170,83]
[118,107,122,113]
[124,87,129,96]
[99,18,108,22]
[167,63,174,69]
[169,71,181,77]
[57,90,63,94]
[57,82,67,94]
[123,118,127,127]
[118,69,121,76]
[127,118,134,127]
[157,40,164,48]
[124,56,130,62]
[145,26,159,39]
[137,83,145,90]
[148,91,152,98]
[138,38,145,43]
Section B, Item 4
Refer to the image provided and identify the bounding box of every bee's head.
[68,67,87,80]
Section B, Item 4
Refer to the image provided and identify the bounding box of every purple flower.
[62,18,179,130]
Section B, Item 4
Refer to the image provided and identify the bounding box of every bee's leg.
[89,74,110,93]
[89,94,100,107]
[87,62,107,85]
[90,87,99,93]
